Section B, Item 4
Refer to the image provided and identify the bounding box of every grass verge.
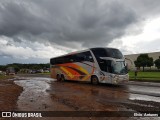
[129,71,160,82]
[0,75,14,80]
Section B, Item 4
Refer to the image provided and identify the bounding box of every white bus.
[50,47,129,84]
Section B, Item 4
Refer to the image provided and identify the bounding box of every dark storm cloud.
[0,0,159,48]
[124,0,160,17]
[0,1,50,36]
[0,0,137,47]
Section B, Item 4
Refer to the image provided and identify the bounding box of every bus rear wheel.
[91,76,99,85]
[56,74,61,81]
[61,75,65,82]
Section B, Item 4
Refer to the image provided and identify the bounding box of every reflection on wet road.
[14,76,160,114]
[15,77,55,111]
[128,85,160,102]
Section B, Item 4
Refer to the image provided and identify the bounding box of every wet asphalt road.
[13,75,160,119]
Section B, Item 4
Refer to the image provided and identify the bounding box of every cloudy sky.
[0,0,160,65]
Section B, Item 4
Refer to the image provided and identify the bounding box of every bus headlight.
[113,76,118,84]
[110,75,118,84]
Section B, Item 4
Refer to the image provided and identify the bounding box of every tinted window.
[91,48,123,59]
[91,48,123,72]
[84,51,94,62]
[65,56,71,63]
[91,48,106,58]
[105,49,123,59]
[98,59,113,73]
[50,51,93,65]
[75,51,93,62]
[50,58,55,65]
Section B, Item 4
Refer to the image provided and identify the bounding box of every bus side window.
[75,53,85,62]
[88,56,93,62]
[107,65,112,73]
[63,57,68,63]
[68,55,75,63]
[106,60,113,73]
[99,59,107,72]
[50,59,55,65]
[99,60,113,73]
[83,51,94,62]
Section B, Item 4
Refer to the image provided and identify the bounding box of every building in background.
[125,52,160,70]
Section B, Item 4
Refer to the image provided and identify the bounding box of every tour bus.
[50,47,129,84]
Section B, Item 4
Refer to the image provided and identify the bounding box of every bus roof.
[50,47,119,59]
[50,48,90,59]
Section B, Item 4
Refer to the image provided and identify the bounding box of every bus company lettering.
[12,112,42,117]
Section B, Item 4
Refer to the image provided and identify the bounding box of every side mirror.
[112,60,116,65]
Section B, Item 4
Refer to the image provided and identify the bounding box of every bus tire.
[61,74,65,82]
[56,74,61,81]
[91,76,99,85]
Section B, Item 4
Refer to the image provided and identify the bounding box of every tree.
[0,65,7,71]
[154,57,160,70]
[134,54,153,71]
[0,63,50,73]
[6,63,20,73]
[148,57,154,70]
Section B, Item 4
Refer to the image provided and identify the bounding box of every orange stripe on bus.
[60,63,89,75]
[60,67,74,79]
[57,62,95,81]
[60,66,81,80]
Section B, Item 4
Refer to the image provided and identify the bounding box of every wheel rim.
[61,76,65,81]
[92,77,98,84]
[57,75,61,81]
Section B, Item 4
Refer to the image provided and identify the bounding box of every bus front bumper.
[112,74,129,84]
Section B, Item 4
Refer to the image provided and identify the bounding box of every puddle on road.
[128,85,160,103]
[129,94,160,103]
[14,77,55,111]
[14,77,160,113]
[128,85,160,95]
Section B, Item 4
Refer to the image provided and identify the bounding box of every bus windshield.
[91,48,127,74]
[112,61,128,74]
[91,48,123,59]
[97,59,127,74]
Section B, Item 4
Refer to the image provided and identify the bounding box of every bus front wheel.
[91,76,99,85]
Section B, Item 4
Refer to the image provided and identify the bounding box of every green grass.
[38,72,50,75]
[0,75,14,80]
[129,71,160,81]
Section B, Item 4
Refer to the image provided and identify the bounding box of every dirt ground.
[0,75,160,120]
[0,79,23,111]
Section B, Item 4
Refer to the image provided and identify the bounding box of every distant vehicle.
[44,70,49,73]
[6,67,15,75]
[36,69,44,73]
[50,47,129,84]
[0,71,2,75]
[31,70,36,74]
